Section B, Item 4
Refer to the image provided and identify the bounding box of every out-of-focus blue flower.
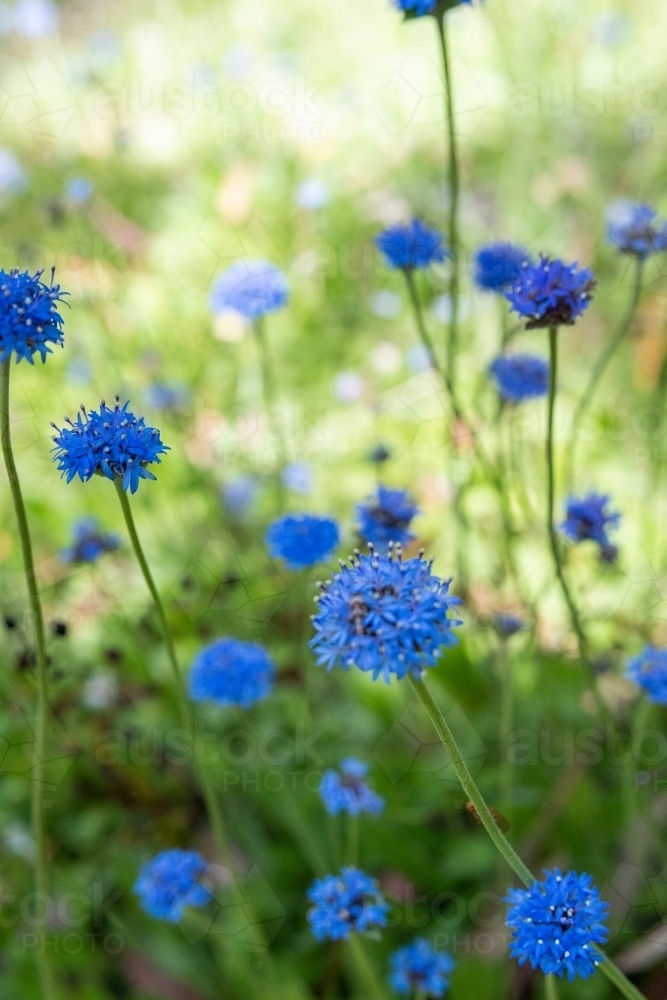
[311,549,462,682]
[334,371,364,403]
[66,178,93,204]
[606,201,667,258]
[376,220,447,271]
[0,150,27,193]
[60,517,120,564]
[494,613,524,638]
[144,381,189,411]
[394,0,472,14]
[490,354,549,402]
[319,759,384,817]
[266,513,340,569]
[505,869,609,980]
[389,938,455,997]
[134,849,210,923]
[307,867,388,941]
[505,256,596,329]
[474,242,531,292]
[189,637,276,709]
[282,461,313,495]
[560,493,620,547]
[13,0,58,39]
[0,269,66,364]
[356,485,418,551]
[369,289,402,319]
[626,646,667,704]
[406,344,431,373]
[369,443,391,464]
[51,397,169,494]
[221,474,258,517]
[295,177,330,210]
[66,358,92,386]
[209,260,288,319]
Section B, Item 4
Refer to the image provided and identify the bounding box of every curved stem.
[252,316,286,509]
[346,934,386,1000]
[0,360,57,1000]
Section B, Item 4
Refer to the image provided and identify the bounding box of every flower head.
[394,0,472,14]
[0,268,67,364]
[60,517,120,564]
[490,354,549,402]
[307,867,388,941]
[494,612,524,638]
[356,485,419,552]
[473,242,531,292]
[505,869,609,980]
[266,513,340,570]
[134,849,210,923]
[376,220,447,271]
[389,938,455,997]
[209,260,288,319]
[626,646,667,704]
[369,443,391,465]
[51,397,169,494]
[505,256,596,329]
[319,759,384,817]
[606,201,667,258]
[561,493,620,547]
[310,549,462,683]
[189,637,276,709]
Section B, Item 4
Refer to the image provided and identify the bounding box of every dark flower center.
[369,504,410,530]
[348,594,370,635]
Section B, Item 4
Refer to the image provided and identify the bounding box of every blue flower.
[606,201,667,258]
[489,354,549,402]
[189,637,276,709]
[356,485,419,551]
[60,517,120,564]
[209,260,288,319]
[376,220,448,271]
[505,256,596,329]
[560,493,620,547]
[494,613,524,638]
[144,381,189,411]
[369,443,391,464]
[310,549,462,683]
[473,242,531,292]
[505,869,609,981]
[389,938,455,997]
[626,646,667,704]
[0,269,67,364]
[221,474,259,517]
[134,849,210,923]
[394,0,472,14]
[51,398,169,494]
[66,177,93,204]
[282,461,313,495]
[319,759,384,817]
[266,513,340,570]
[307,867,389,941]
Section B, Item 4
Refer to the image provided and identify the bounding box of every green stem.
[498,638,513,822]
[407,674,646,1000]
[346,934,386,1000]
[545,973,560,1000]
[346,814,359,867]
[252,316,286,508]
[0,360,57,1000]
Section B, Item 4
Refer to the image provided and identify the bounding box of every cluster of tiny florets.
[189,637,276,709]
[319,759,385,817]
[307,867,389,941]
[473,242,531,292]
[505,256,596,329]
[606,201,667,258]
[209,260,288,319]
[626,646,667,704]
[133,849,210,923]
[356,485,418,552]
[489,354,549,402]
[0,268,67,364]
[376,220,448,271]
[60,517,120,564]
[389,937,455,997]
[560,493,620,549]
[266,513,340,569]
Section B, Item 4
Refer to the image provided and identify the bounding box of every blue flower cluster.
[376,220,447,271]
[489,354,549,402]
[560,493,620,548]
[606,202,667,258]
[389,938,455,997]
[210,260,288,319]
[473,242,531,292]
[0,268,67,365]
[60,517,120,564]
[394,0,472,14]
[189,637,276,709]
[51,398,169,494]
[319,758,384,816]
[505,869,609,980]
[626,646,667,704]
[310,549,462,682]
[494,612,524,638]
[307,867,389,941]
[505,256,596,329]
[266,513,340,569]
[134,849,210,923]
[356,485,418,551]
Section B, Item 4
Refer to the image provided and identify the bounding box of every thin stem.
[252,316,286,508]
[0,360,57,1000]
[404,269,443,381]
[545,974,560,1000]
[345,814,359,867]
[498,638,513,822]
[346,934,386,1000]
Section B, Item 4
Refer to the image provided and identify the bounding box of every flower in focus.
[494,613,524,638]
[473,242,531,292]
[389,938,455,997]
[134,849,210,923]
[626,646,667,704]
[266,513,340,570]
[376,220,448,271]
[560,493,620,548]
[0,269,66,364]
[311,549,462,682]
[60,517,120,564]
[209,260,288,319]
[505,869,609,980]
[189,637,276,709]
[505,256,595,329]
[606,201,667,258]
[51,398,169,494]
[319,759,384,817]
[307,867,388,941]
[356,485,419,551]
[489,354,549,402]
